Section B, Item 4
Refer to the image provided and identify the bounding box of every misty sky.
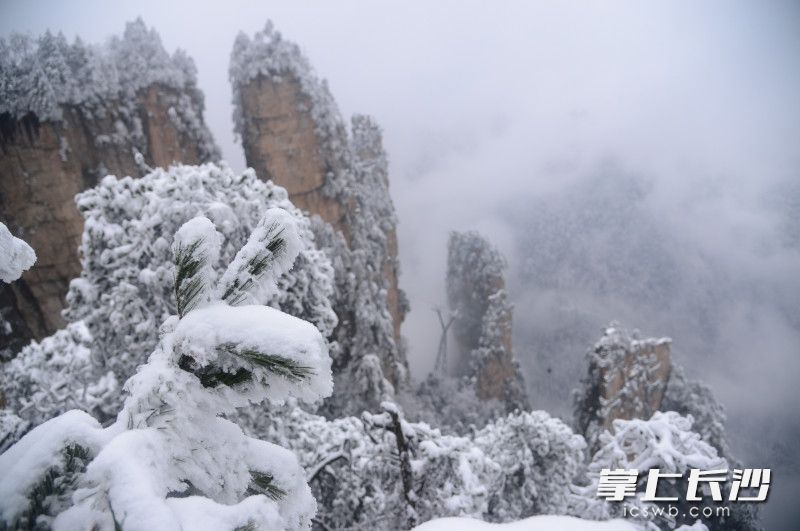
[2,1,799,526]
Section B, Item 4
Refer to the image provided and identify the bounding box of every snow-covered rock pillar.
[0,20,219,352]
[230,22,408,414]
[573,324,672,451]
[446,231,529,410]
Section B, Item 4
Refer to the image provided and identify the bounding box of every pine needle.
[247,470,286,500]
[174,238,207,317]
[217,343,313,382]
[220,222,287,305]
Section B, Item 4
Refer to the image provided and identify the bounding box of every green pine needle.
[178,355,253,389]
[220,223,287,306]
[174,238,208,317]
[246,471,286,501]
[217,343,313,382]
[18,444,90,528]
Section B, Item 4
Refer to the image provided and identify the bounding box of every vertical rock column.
[0,20,220,355]
[446,231,529,409]
[573,324,672,450]
[231,23,408,413]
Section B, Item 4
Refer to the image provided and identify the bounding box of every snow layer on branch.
[217,208,302,305]
[172,216,222,314]
[590,411,725,474]
[0,222,36,283]
[0,410,110,526]
[170,304,333,404]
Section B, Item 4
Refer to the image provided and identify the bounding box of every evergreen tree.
[0,211,332,530]
[0,163,337,444]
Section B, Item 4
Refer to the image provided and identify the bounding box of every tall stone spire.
[230,22,408,414]
[0,20,220,358]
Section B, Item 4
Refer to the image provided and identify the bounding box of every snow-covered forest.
[1,2,797,530]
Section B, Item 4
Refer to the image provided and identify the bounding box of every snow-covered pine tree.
[445,231,528,411]
[573,412,728,530]
[0,211,332,530]
[661,364,729,461]
[475,410,587,521]
[0,163,337,443]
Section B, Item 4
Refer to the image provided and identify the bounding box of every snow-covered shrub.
[0,410,28,454]
[574,411,727,530]
[0,19,218,161]
[254,402,588,530]
[0,322,118,433]
[0,222,36,284]
[271,402,497,529]
[661,366,762,531]
[475,411,587,520]
[59,162,336,417]
[0,211,332,530]
[661,364,729,459]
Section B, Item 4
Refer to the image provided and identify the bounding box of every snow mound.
[0,222,36,283]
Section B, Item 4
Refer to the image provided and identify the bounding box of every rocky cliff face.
[446,231,529,409]
[0,20,219,357]
[237,76,344,231]
[230,23,407,414]
[573,324,672,451]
